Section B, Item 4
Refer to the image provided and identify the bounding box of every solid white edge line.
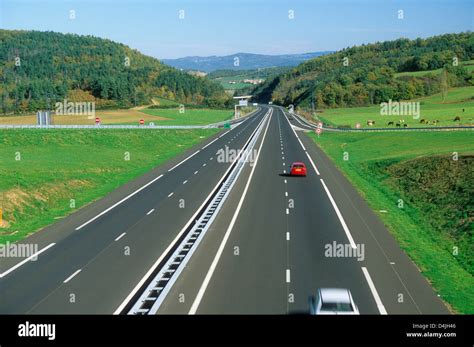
[168,150,200,172]
[361,267,388,315]
[0,242,56,278]
[305,151,320,175]
[63,269,82,283]
[319,178,357,249]
[188,111,272,315]
[75,174,164,230]
[114,110,269,315]
[115,232,127,241]
[201,137,219,150]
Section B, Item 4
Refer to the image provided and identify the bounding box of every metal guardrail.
[0,108,261,130]
[123,108,271,315]
[0,124,212,129]
[320,125,474,132]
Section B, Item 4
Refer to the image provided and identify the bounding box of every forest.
[0,30,231,114]
[252,32,474,108]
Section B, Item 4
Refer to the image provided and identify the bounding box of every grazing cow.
[396,123,401,127]
[387,121,394,126]
[454,116,461,121]
[420,119,426,124]
[403,123,408,127]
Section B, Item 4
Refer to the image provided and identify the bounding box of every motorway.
[0,106,449,314]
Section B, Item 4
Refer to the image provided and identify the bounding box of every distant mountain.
[161,52,333,73]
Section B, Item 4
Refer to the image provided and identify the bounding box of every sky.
[0,0,472,59]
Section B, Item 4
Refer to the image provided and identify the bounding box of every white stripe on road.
[201,137,219,150]
[286,269,291,283]
[320,179,357,249]
[305,151,320,175]
[361,267,387,315]
[75,174,164,230]
[285,192,288,197]
[168,192,174,197]
[168,150,200,172]
[286,208,289,215]
[146,209,154,215]
[114,113,268,315]
[282,108,306,151]
[0,243,56,278]
[286,232,290,241]
[194,171,198,175]
[115,232,127,241]
[63,269,81,283]
[183,180,187,185]
[189,111,272,315]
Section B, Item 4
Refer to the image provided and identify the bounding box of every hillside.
[161,51,332,72]
[0,30,230,114]
[252,33,474,108]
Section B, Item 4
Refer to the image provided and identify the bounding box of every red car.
[290,162,307,176]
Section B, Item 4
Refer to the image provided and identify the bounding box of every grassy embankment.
[314,86,474,128]
[308,130,473,313]
[0,128,218,243]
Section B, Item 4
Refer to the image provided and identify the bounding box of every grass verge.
[0,128,218,243]
[308,130,474,313]
[142,108,233,125]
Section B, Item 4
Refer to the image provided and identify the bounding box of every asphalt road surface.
[0,106,449,314]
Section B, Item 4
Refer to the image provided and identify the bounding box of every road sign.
[139,119,144,125]
[239,99,248,106]
[95,117,100,125]
[316,128,322,135]
[317,122,323,129]
[224,122,231,129]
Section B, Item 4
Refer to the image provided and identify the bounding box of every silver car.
[309,288,360,315]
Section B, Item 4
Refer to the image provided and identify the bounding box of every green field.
[309,130,474,313]
[394,60,474,77]
[215,76,251,90]
[142,108,233,125]
[0,128,218,243]
[315,86,474,128]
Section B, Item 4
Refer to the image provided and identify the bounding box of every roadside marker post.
[316,127,322,136]
[139,119,144,125]
[95,117,101,126]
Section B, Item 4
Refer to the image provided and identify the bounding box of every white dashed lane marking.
[64,269,81,284]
